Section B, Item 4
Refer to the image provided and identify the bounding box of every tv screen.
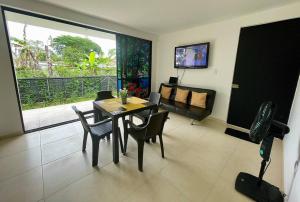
[174,42,209,69]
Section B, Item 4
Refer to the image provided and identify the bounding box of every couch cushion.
[161,86,172,99]
[191,91,207,108]
[175,88,189,104]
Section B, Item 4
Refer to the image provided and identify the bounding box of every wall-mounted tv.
[174,42,209,69]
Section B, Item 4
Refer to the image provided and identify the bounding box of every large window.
[4,10,117,131]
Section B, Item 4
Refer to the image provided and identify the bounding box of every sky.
[7,21,116,55]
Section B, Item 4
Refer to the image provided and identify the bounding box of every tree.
[62,46,84,66]
[107,48,116,66]
[52,35,102,55]
[45,36,53,76]
[52,35,103,67]
[108,48,116,59]
[11,24,41,69]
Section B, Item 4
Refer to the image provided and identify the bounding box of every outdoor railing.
[18,76,117,108]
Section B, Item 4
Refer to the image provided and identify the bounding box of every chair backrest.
[72,106,90,133]
[144,110,169,139]
[95,91,114,101]
[149,92,161,105]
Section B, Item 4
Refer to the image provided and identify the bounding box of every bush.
[16,67,47,78]
[18,76,117,110]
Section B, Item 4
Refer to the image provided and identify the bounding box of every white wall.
[0,8,23,137]
[0,0,157,137]
[156,4,300,199]
[284,77,300,202]
[155,2,300,121]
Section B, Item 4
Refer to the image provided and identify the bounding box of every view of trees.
[9,24,117,110]
[11,24,116,78]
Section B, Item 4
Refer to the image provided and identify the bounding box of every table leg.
[93,106,99,123]
[112,116,119,163]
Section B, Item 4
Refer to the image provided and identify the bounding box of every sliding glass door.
[3,9,117,131]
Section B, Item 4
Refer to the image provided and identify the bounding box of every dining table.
[93,96,156,164]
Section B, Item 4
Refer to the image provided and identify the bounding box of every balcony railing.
[17,76,117,109]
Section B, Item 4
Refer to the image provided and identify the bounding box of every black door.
[227,18,300,129]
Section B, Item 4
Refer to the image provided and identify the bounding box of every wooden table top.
[93,97,155,117]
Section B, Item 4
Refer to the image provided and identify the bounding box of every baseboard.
[226,123,250,133]
[206,116,226,125]
[190,116,227,126]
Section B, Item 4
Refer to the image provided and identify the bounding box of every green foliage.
[52,35,102,55]
[18,76,117,110]
[119,88,128,98]
[61,46,84,66]
[108,48,116,59]
[11,32,118,109]
[78,51,115,75]
[53,66,80,77]
[16,67,47,78]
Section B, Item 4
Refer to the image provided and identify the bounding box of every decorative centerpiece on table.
[120,88,128,104]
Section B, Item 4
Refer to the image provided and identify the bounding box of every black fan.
[249,101,276,143]
[235,101,290,202]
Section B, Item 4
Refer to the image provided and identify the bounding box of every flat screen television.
[174,42,209,69]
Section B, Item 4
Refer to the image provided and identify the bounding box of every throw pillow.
[175,88,189,103]
[191,92,207,108]
[161,86,172,99]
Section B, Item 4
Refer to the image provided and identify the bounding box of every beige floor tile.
[124,141,170,173]
[0,114,284,202]
[45,157,153,202]
[204,176,252,202]
[43,150,94,197]
[40,123,82,145]
[220,137,283,190]
[42,135,82,164]
[86,140,118,166]
[0,132,40,158]
[0,146,41,182]
[157,129,192,157]
[160,153,220,202]
[45,171,114,202]
[95,157,162,201]
[0,167,43,202]
[195,128,239,154]
[123,175,191,202]
[220,149,261,186]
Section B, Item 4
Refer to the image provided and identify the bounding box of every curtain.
[116,34,152,98]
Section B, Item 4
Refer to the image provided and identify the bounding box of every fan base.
[235,172,283,202]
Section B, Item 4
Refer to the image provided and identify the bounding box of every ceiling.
[5,11,115,40]
[36,0,298,34]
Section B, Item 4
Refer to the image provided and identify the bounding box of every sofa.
[158,83,216,122]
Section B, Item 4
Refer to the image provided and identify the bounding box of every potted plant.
[120,88,128,104]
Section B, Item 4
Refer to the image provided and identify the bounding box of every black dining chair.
[129,92,161,123]
[123,110,169,172]
[94,91,114,122]
[72,106,124,166]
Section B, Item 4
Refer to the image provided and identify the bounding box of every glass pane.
[4,11,117,131]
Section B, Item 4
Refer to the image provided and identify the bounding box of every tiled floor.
[22,100,93,131]
[0,113,283,202]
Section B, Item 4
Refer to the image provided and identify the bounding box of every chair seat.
[90,121,113,137]
[134,109,151,120]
